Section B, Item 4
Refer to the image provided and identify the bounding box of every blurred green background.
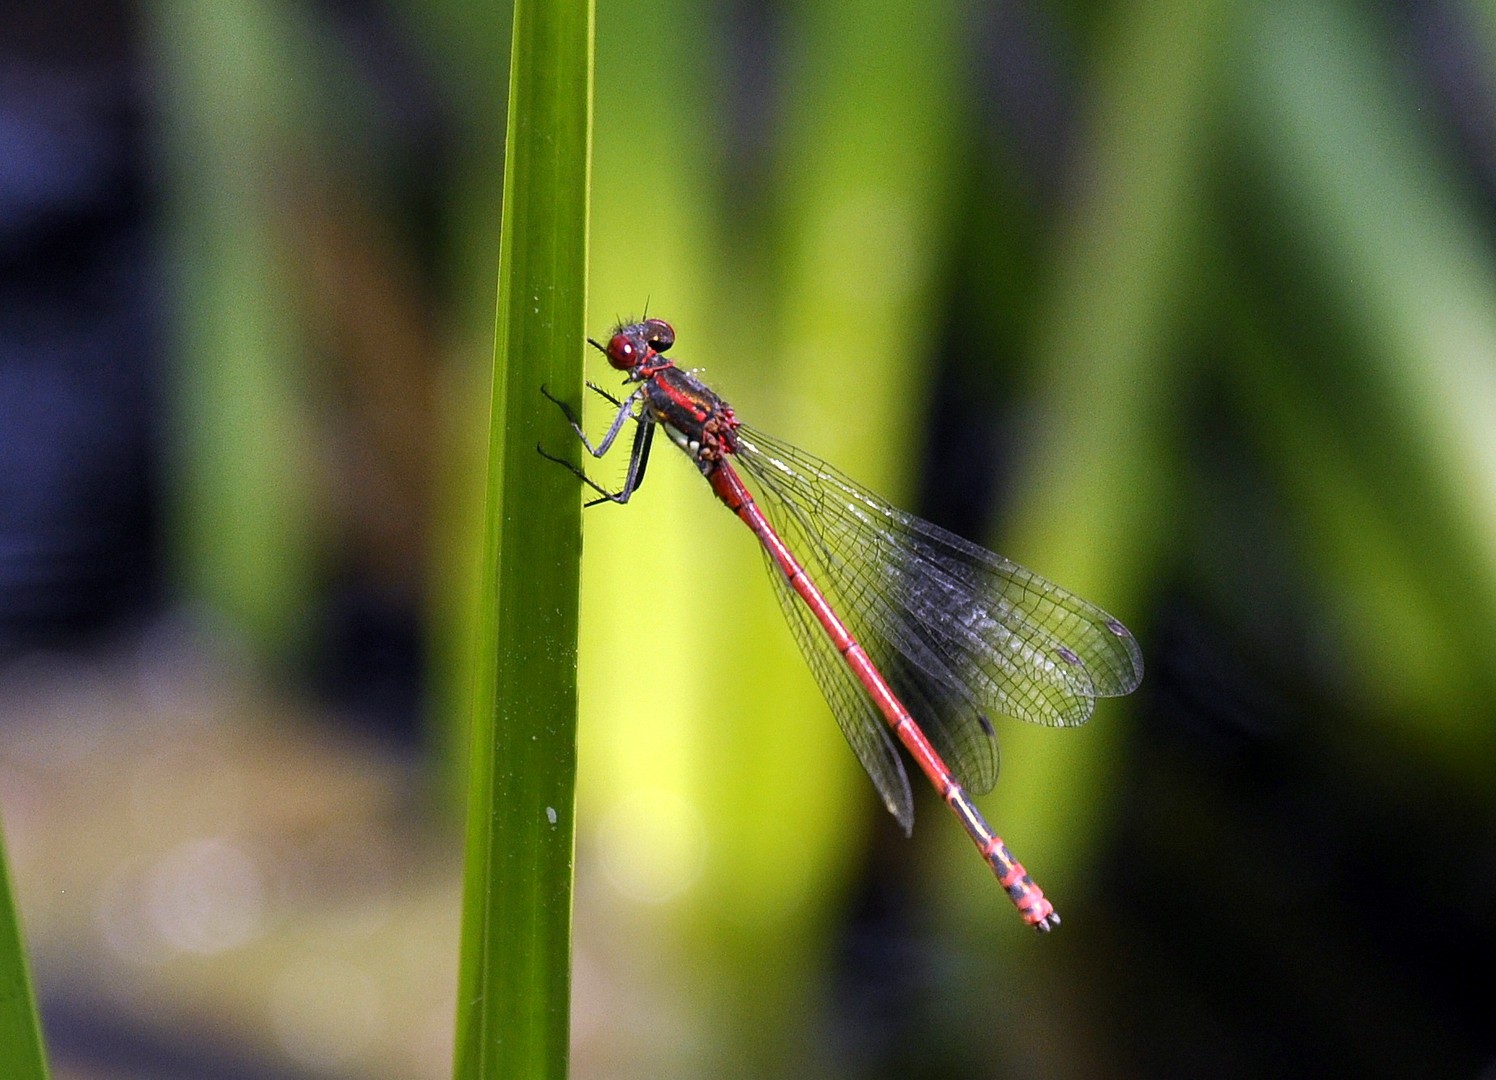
[2,0,1494,1077]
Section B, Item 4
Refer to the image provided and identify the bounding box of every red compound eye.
[605,333,638,370]
[643,319,675,353]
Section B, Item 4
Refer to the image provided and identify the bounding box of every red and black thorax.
[638,359,741,474]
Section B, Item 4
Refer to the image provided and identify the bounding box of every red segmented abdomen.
[706,459,1058,930]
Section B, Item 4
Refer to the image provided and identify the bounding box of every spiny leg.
[537,384,656,505]
[539,382,642,458]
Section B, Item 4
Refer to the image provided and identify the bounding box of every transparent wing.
[733,425,1142,796]
[759,544,915,834]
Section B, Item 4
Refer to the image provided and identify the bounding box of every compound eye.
[643,319,675,352]
[606,333,638,370]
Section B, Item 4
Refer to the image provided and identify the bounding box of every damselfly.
[539,319,1143,931]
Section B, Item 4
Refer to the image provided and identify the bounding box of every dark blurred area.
[3,0,1496,1078]
[0,4,164,654]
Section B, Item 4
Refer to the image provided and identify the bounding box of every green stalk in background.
[150,0,318,660]
[1230,0,1496,773]
[0,823,48,1080]
[684,0,968,1066]
[993,0,1235,898]
[451,0,592,1077]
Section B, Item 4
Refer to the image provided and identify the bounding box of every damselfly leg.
[537,383,656,505]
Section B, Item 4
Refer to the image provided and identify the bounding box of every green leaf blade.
[452,0,592,1077]
[0,822,49,1080]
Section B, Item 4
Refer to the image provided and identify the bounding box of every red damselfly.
[539,319,1143,931]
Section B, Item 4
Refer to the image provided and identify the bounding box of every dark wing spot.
[1056,646,1081,666]
[977,711,995,737]
[1106,618,1131,638]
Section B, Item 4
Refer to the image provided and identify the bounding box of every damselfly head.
[599,319,676,373]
